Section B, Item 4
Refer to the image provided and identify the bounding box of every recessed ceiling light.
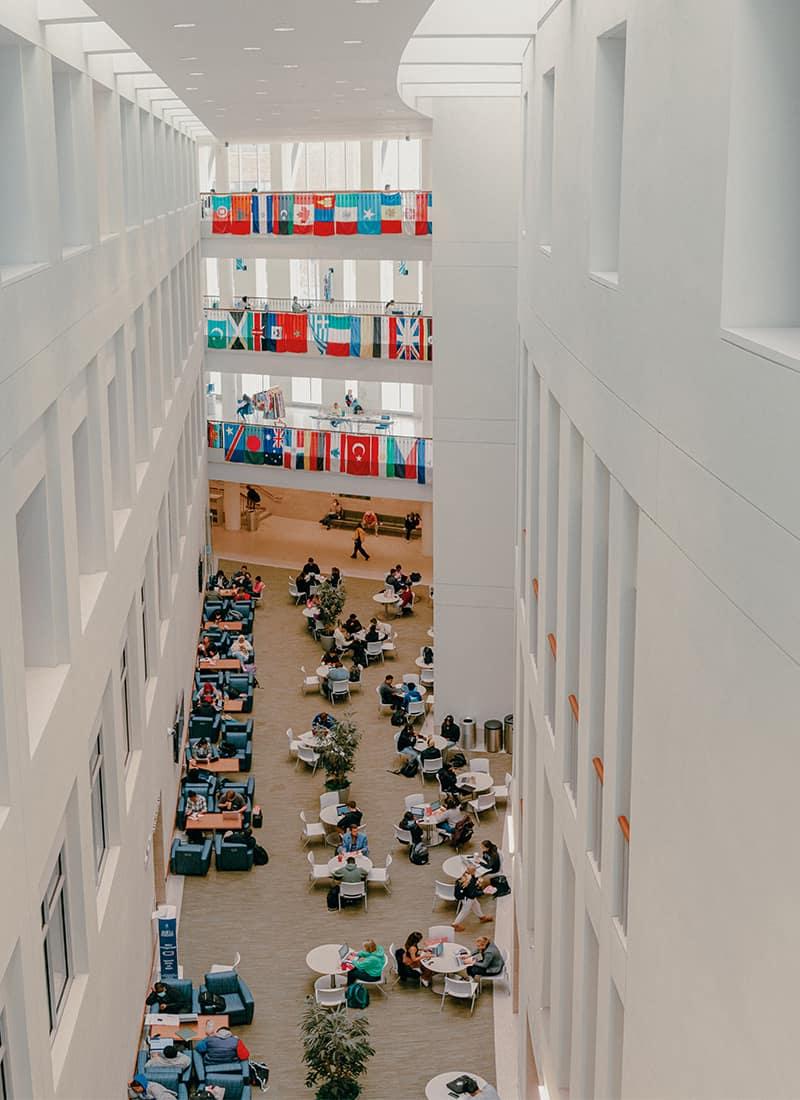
[343,40,363,45]
[185,87,198,91]
[256,117,263,121]
[274,26,295,32]
[243,46,261,51]
[283,63,299,69]
[179,56,198,61]
[203,98,214,103]
[256,91,268,95]
[271,109,281,115]
[173,23,196,28]
[335,80,349,85]
[189,72,204,76]
[257,78,268,82]
[355,1,380,4]
[353,87,367,92]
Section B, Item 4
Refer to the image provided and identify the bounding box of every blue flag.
[357,192,381,235]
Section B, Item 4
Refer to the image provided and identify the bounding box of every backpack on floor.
[346,983,370,1009]
[450,817,474,849]
[409,841,429,865]
[391,712,406,727]
[492,874,511,897]
[399,758,419,778]
[253,844,269,866]
[448,752,467,768]
[249,1059,270,1092]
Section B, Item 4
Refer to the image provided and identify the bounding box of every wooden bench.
[328,509,422,538]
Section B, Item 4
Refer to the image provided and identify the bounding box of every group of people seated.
[396,931,504,988]
[381,675,423,717]
[382,563,420,614]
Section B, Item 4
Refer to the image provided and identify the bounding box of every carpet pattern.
[178,561,509,1099]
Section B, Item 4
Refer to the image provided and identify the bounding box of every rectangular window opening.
[590,24,627,282]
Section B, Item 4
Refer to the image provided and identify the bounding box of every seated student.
[398,584,414,615]
[396,723,421,765]
[361,510,379,536]
[128,1076,178,1100]
[217,788,246,813]
[379,675,403,709]
[419,737,442,762]
[458,1079,502,1100]
[402,682,423,711]
[465,936,504,980]
[384,566,404,593]
[337,801,363,833]
[350,638,368,670]
[302,557,321,577]
[320,498,344,529]
[323,658,350,699]
[197,635,218,660]
[320,647,339,667]
[398,810,424,846]
[252,575,265,598]
[185,791,208,819]
[208,569,229,591]
[438,761,461,795]
[327,855,368,910]
[144,1044,191,1075]
[333,623,352,652]
[295,570,311,596]
[191,737,215,763]
[344,612,363,634]
[338,824,369,857]
[345,941,385,986]
[230,565,248,586]
[193,693,219,719]
[476,839,502,876]
[328,566,343,588]
[197,682,223,712]
[434,795,466,838]
[145,981,187,1014]
[195,1027,249,1067]
[210,608,226,626]
[441,715,461,745]
[229,634,254,667]
[312,711,337,732]
[399,931,432,987]
[365,619,381,644]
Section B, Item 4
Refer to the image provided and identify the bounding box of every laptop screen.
[338,943,349,959]
[432,942,445,957]
[336,804,349,816]
[411,806,425,819]
[430,800,441,811]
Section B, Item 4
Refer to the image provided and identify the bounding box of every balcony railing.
[200,190,432,237]
[204,295,421,317]
[207,419,432,486]
[205,307,433,361]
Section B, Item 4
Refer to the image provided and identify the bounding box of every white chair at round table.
[469,758,491,774]
[427,924,455,943]
[314,975,346,1006]
[466,791,497,823]
[406,698,426,723]
[366,854,392,893]
[307,851,331,889]
[440,974,479,1014]
[300,811,326,846]
[432,879,457,912]
[365,639,384,664]
[300,665,320,695]
[338,879,367,911]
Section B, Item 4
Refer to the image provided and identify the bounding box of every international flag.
[249,311,266,351]
[207,316,229,349]
[264,427,284,466]
[384,435,423,481]
[294,193,314,235]
[265,194,279,234]
[309,313,329,355]
[380,190,402,234]
[231,194,252,235]
[422,316,433,361]
[207,421,222,448]
[426,191,432,235]
[228,309,252,350]
[375,315,390,358]
[325,431,342,474]
[283,428,301,470]
[335,193,358,235]
[242,426,266,464]
[327,315,351,357]
[277,193,294,234]
[251,193,263,234]
[401,191,418,235]
[212,195,232,233]
[224,422,245,462]
[357,193,381,235]
[394,316,422,360]
[342,433,379,477]
[349,316,361,358]
[265,312,308,354]
[313,193,335,235]
[415,191,431,236]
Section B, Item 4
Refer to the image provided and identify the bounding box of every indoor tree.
[315,714,362,791]
[301,998,374,1100]
[316,579,347,649]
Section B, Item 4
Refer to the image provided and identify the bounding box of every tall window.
[381,382,414,413]
[227,144,271,191]
[120,644,132,762]
[0,1014,9,1100]
[42,854,72,1034]
[89,731,108,879]
[290,259,320,302]
[291,378,322,405]
[140,583,150,681]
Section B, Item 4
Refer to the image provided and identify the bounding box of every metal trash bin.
[484,720,503,753]
[503,714,514,755]
[462,717,477,751]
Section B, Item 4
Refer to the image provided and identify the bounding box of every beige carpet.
[178,561,508,1099]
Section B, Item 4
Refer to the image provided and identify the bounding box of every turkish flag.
[343,434,378,477]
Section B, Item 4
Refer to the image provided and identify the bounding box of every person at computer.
[143,1044,191,1076]
[441,715,461,746]
[195,1026,250,1068]
[338,824,369,857]
[145,981,187,1015]
[465,936,504,981]
[437,761,461,795]
[197,635,218,660]
[399,930,432,987]
[476,839,502,876]
[191,737,215,764]
[398,809,424,847]
[433,795,467,840]
[379,674,404,711]
[345,941,385,987]
[323,658,350,699]
[396,722,421,766]
[312,711,336,733]
[185,791,207,820]
[336,801,363,833]
[402,681,422,712]
[452,866,493,932]
[327,855,368,911]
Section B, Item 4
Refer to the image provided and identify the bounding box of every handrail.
[618,815,630,842]
[592,756,604,784]
[568,694,579,722]
[547,633,557,658]
[204,295,423,317]
[200,189,430,198]
[532,577,539,598]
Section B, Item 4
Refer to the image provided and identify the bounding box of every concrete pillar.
[218,258,234,308]
[221,372,238,420]
[422,261,433,313]
[268,258,291,298]
[356,260,381,305]
[269,143,283,190]
[420,137,432,189]
[421,384,433,437]
[419,500,433,560]
[213,142,230,190]
[223,482,241,531]
[360,141,374,190]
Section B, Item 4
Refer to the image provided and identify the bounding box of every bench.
[328,509,422,538]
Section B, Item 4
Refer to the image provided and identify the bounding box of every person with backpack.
[395,723,421,769]
[398,810,424,846]
[399,931,432,987]
[452,867,493,932]
[195,1027,250,1067]
[345,940,385,986]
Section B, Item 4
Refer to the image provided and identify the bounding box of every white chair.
[376,686,393,716]
[394,825,413,847]
[300,666,320,695]
[320,791,340,810]
[387,942,401,986]
[209,951,241,974]
[354,956,390,997]
[314,975,346,1006]
[381,638,397,659]
[288,579,303,604]
[402,673,420,687]
[300,811,326,846]
[469,758,491,774]
[406,699,426,723]
[432,880,457,912]
[440,975,478,1015]
[492,772,512,803]
[339,880,367,911]
[367,854,392,893]
[286,727,300,758]
[307,851,331,889]
[349,670,363,693]
[421,754,443,779]
[476,948,510,993]
[420,668,434,688]
[467,792,497,823]
[428,925,455,943]
[365,640,384,664]
[296,744,320,773]
[330,679,351,704]
[405,793,425,809]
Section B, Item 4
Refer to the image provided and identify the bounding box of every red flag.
[251,311,264,350]
[342,434,379,477]
[414,192,429,236]
[387,317,399,360]
[281,311,308,353]
[294,193,314,234]
[313,193,335,236]
[231,195,252,235]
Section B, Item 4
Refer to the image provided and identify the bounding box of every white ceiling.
[87,0,435,141]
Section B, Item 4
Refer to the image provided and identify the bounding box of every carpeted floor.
[178,561,509,1099]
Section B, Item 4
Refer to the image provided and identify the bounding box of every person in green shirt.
[346,940,385,986]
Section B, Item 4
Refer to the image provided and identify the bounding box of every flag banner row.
[207,310,433,361]
[207,421,431,485]
[205,191,432,237]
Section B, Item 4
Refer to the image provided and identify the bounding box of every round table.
[414,734,448,752]
[457,772,494,793]
[442,854,472,878]
[316,665,330,679]
[320,804,354,827]
[306,943,348,977]
[327,853,372,874]
[299,730,325,748]
[373,592,400,613]
[414,656,434,669]
[425,1073,488,1100]
[302,607,320,619]
[402,681,427,696]
[422,942,471,975]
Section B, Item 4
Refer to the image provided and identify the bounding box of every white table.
[442,854,475,879]
[373,591,400,606]
[302,607,320,619]
[414,734,448,752]
[320,804,350,827]
[306,943,349,977]
[457,772,494,794]
[422,942,472,975]
[402,681,427,697]
[425,1073,488,1100]
[415,656,434,669]
[327,853,372,874]
[299,730,325,749]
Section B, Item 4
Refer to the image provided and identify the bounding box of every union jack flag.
[396,316,422,360]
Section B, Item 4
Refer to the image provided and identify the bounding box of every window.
[0,1014,9,1100]
[89,731,108,879]
[539,69,556,249]
[140,583,150,681]
[381,382,414,413]
[42,854,71,1034]
[590,25,627,281]
[617,816,630,936]
[291,377,322,405]
[120,644,132,763]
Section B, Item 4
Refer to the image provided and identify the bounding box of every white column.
[431,97,520,725]
[420,137,432,189]
[359,141,374,190]
[269,143,283,191]
[213,142,230,190]
[223,482,241,531]
[268,258,291,298]
[218,258,234,308]
[357,260,381,304]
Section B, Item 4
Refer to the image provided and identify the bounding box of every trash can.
[462,717,477,751]
[484,719,503,753]
[503,714,514,755]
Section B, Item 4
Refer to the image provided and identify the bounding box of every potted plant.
[301,998,374,1100]
[316,714,361,792]
[316,580,346,652]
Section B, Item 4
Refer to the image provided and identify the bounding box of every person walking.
[351,524,370,561]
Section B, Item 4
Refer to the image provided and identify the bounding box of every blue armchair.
[195,669,224,688]
[218,730,253,772]
[192,1050,250,1083]
[205,1073,252,1099]
[136,1050,191,1088]
[200,969,255,1026]
[170,837,212,875]
[214,835,254,872]
[224,672,254,713]
[176,785,216,829]
[189,713,222,743]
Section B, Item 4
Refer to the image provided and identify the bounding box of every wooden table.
[197,658,241,670]
[456,772,493,793]
[149,1014,229,1042]
[188,757,240,773]
[204,620,243,631]
[187,811,243,831]
[223,698,244,712]
[422,942,472,975]
[425,1072,487,1100]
